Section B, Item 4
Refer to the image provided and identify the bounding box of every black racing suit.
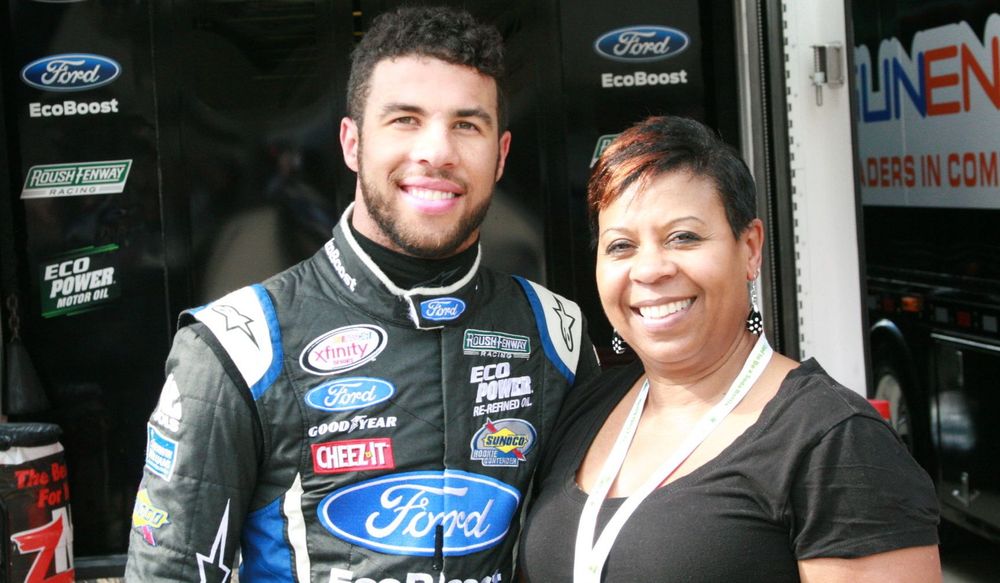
[125,206,600,582]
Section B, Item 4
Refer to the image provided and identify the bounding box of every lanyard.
[573,335,773,582]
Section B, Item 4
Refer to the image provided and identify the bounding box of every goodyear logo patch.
[470,418,537,467]
[463,329,530,359]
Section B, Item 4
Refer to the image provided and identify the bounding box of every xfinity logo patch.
[318,470,520,556]
[470,418,536,467]
[594,26,690,62]
[21,53,121,92]
[304,377,395,412]
[22,159,132,199]
[301,325,387,375]
[420,297,466,321]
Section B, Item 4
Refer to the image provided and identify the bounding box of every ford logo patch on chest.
[304,377,395,412]
[594,26,690,62]
[21,54,121,92]
[318,469,520,556]
[420,297,466,321]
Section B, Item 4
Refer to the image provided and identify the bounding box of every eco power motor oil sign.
[40,245,120,318]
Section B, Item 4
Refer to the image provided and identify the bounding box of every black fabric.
[347,217,478,289]
[518,359,939,583]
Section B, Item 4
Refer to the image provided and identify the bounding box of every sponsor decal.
[145,424,178,481]
[28,98,119,117]
[325,240,357,292]
[304,377,395,412]
[308,415,398,437]
[600,70,689,89]
[10,507,75,583]
[470,418,536,467]
[21,53,121,92]
[471,363,533,417]
[463,329,531,359]
[151,374,182,433]
[312,438,395,474]
[39,245,120,318]
[318,469,520,556]
[420,297,466,321]
[591,134,619,168]
[132,489,169,547]
[327,568,501,583]
[196,501,232,583]
[594,25,690,62]
[21,159,131,199]
[300,325,387,375]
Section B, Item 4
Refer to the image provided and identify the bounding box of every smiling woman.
[517,116,942,583]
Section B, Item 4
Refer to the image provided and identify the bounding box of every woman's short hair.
[587,115,757,240]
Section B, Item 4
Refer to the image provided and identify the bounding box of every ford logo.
[304,377,395,412]
[300,324,387,375]
[594,26,690,62]
[21,53,121,92]
[420,297,466,321]
[318,469,521,556]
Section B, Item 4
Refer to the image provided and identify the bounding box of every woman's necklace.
[573,334,773,582]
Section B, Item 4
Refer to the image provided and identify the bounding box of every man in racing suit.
[125,6,600,582]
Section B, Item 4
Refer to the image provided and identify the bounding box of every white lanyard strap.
[573,335,773,582]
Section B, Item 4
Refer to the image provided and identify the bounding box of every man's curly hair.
[347,6,507,130]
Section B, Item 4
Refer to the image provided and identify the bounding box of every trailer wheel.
[874,361,913,452]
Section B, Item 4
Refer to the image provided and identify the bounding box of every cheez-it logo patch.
[312,438,395,474]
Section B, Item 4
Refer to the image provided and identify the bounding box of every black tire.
[873,358,914,453]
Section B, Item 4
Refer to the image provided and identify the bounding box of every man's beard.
[357,154,495,258]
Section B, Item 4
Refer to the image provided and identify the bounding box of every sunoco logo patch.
[463,329,530,359]
[594,25,690,62]
[21,159,131,199]
[21,53,121,92]
[39,244,120,318]
[301,325,387,375]
[470,418,536,467]
[317,470,520,556]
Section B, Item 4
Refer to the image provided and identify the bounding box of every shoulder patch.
[513,276,583,383]
[186,284,282,400]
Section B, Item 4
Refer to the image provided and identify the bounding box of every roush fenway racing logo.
[318,470,521,556]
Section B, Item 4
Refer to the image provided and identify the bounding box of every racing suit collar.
[323,203,483,330]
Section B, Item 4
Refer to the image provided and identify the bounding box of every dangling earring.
[746,277,764,335]
[612,330,629,355]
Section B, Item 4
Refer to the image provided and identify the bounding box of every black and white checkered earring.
[747,279,764,335]
[612,330,629,355]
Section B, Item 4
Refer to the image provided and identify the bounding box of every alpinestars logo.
[551,296,577,351]
[212,304,258,347]
[196,501,232,583]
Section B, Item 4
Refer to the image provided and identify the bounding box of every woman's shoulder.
[761,358,887,440]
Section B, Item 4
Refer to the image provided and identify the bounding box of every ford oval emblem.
[304,377,395,412]
[21,53,121,92]
[318,469,521,556]
[300,324,388,375]
[420,297,466,321]
[594,26,690,62]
